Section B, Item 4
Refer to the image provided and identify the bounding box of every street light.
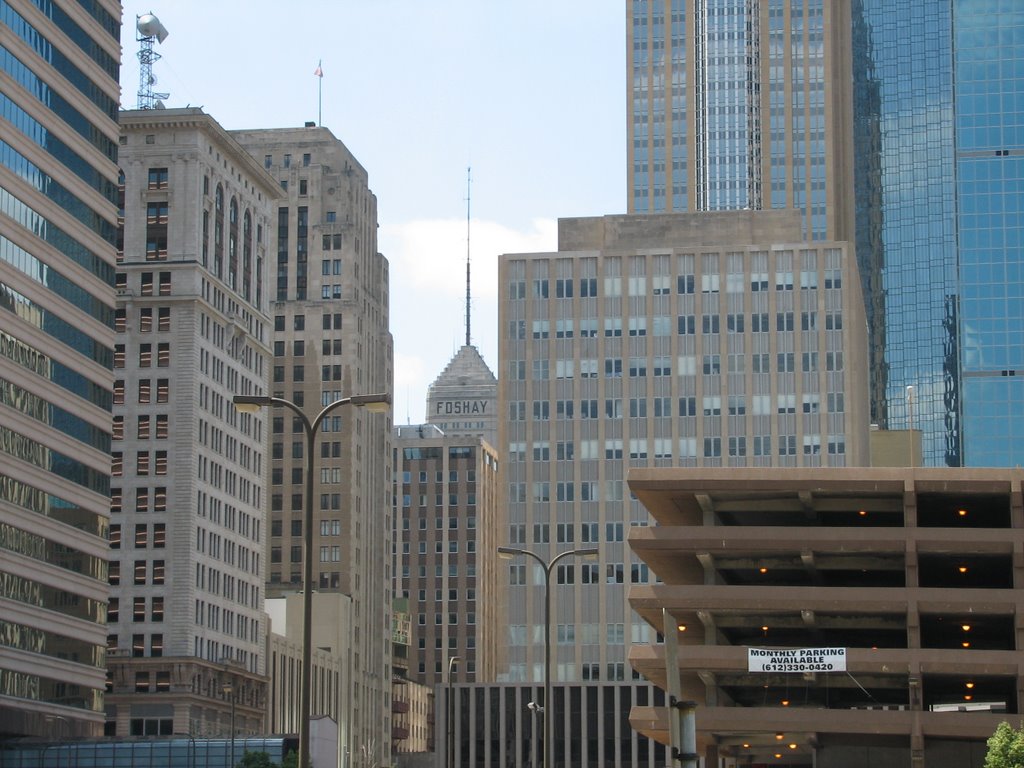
[42,716,70,768]
[447,656,460,768]
[222,682,235,768]
[497,546,598,768]
[233,391,391,768]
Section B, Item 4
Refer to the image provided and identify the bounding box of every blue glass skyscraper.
[953,2,1024,466]
[853,0,1024,466]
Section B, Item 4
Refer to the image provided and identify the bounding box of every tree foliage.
[985,722,1024,768]
[236,751,278,768]
[234,750,301,768]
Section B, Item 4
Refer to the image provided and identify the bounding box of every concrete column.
[906,601,920,650]
[1013,480,1024,590]
[903,479,917,528]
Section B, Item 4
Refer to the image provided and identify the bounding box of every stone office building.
[106,108,278,736]
[232,125,394,768]
[491,208,868,768]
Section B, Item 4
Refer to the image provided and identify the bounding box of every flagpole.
[317,59,323,126]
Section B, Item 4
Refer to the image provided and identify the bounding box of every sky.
[120,1,626,421]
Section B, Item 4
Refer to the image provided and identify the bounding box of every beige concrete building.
[393,424,502,686]
[107,108,278,737]
[266,593,352,768]
[0,0,121,738]
[627,467,1023,767]
[391,597,435,755]
[495,209,867,767]
[232,126,394,768]
[627,0,855,247]
[394,678,434,754]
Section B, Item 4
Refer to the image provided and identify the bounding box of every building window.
[147,168,168,189]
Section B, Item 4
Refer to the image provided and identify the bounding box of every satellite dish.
[154,100,166,109]
[137,13,169,43]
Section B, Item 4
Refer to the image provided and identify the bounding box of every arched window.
[213,185,224,279]
[201,210,209,267]
[228,197,239,290]
[242,210,253,302]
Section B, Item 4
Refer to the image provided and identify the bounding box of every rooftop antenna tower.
[136,13,170,109]
[464,166,472,347]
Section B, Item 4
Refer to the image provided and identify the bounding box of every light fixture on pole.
[497,546,598,768]
[447,656,460,768]
[233,391,391,768]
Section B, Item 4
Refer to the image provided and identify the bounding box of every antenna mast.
[465,166,472,347]
[136,13,170,109]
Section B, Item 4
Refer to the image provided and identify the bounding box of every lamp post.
[222,682,235,768]
[43,715,70,767]
[497,546,598,768]
[234,392,391,768]
[447,656,460,768]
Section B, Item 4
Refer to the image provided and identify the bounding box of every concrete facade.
[626,0,856,247]
[390,596,434,757]
[266,593,352,768]
[439,682,661,768]
[107,108,278,737]
[496,209,867,767]
[393,425,503,686]
[231,126,394,768]
[425,345,498,446]
[393,678,433,754]
[627,467,1024,767]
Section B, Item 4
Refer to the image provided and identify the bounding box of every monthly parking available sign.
[748,647,847,673]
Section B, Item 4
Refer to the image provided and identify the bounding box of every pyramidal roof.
[428,345,496,394]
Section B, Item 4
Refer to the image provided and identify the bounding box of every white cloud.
[383,217,556,423]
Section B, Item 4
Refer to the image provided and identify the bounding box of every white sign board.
[748,647,846,673]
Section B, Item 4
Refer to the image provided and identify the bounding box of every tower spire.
[465,166,472,348]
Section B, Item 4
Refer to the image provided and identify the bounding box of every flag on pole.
[315,60,324,126]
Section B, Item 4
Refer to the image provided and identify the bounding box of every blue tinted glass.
[855,0,1024,466]
[0,140,117,244]
[0,44,117,161]
[0,280,113,369]
[854,0,959,465]
[0,187,114,284]
[0,1,118,120]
